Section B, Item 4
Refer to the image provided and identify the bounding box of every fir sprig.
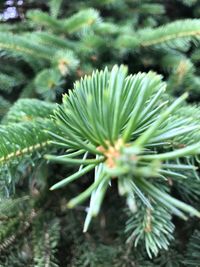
[46,65,200,242]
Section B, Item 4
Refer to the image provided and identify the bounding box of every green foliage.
[0,97,10,119]
[118,19,200,50]
[32,215,60,267]
[125,202,174,258]
[184,230,200,266]
[0,98,57,195]
[34,69,63,101]
[27,8,100,34]
[0,32,52,60]
[45,65,200,256]
[0,121,50,164]
[0,0,200,265]
[0,121,51,196]
[0,197,60,267]
[153,243,183,267]
[4,98,56,123]
[0,73,23,93]
[49,0,63,18]
[1,0,200,101]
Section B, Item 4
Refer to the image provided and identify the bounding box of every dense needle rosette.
[46,65,200,242]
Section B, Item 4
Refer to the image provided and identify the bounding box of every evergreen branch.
[140,19,200,47]
[32,216,60,267]
[0,209,37,253]
[136,178,200,218]
[0,196,29,218]
[47,65,200,244]
[0,32,55,61]
[31,32,74,50]
[153,243,183,267]
[138,3,165,15]
[28,8,100,34]
[27,10,62,32]
[117,19,200,50]
[172,104,200,146]
[125,201,174,258]
[0,121,54,166]
[62,8,101,33]
[4,98,56,123]
[0,73,23,93]
[34,68,63,101]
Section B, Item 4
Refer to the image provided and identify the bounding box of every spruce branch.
[125,201,174,258]
[0,121,52,166]
[32,216,60,267]
[27,8,100,34]
[117,19,200,50]
[62,8,101,34]
[31,32,74,50]
[46,65,200,247]
[0,99,58,193]
[27,10,62,33]
[0,209,37,253]
[4,98,56,123]
[0,33,53,60]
